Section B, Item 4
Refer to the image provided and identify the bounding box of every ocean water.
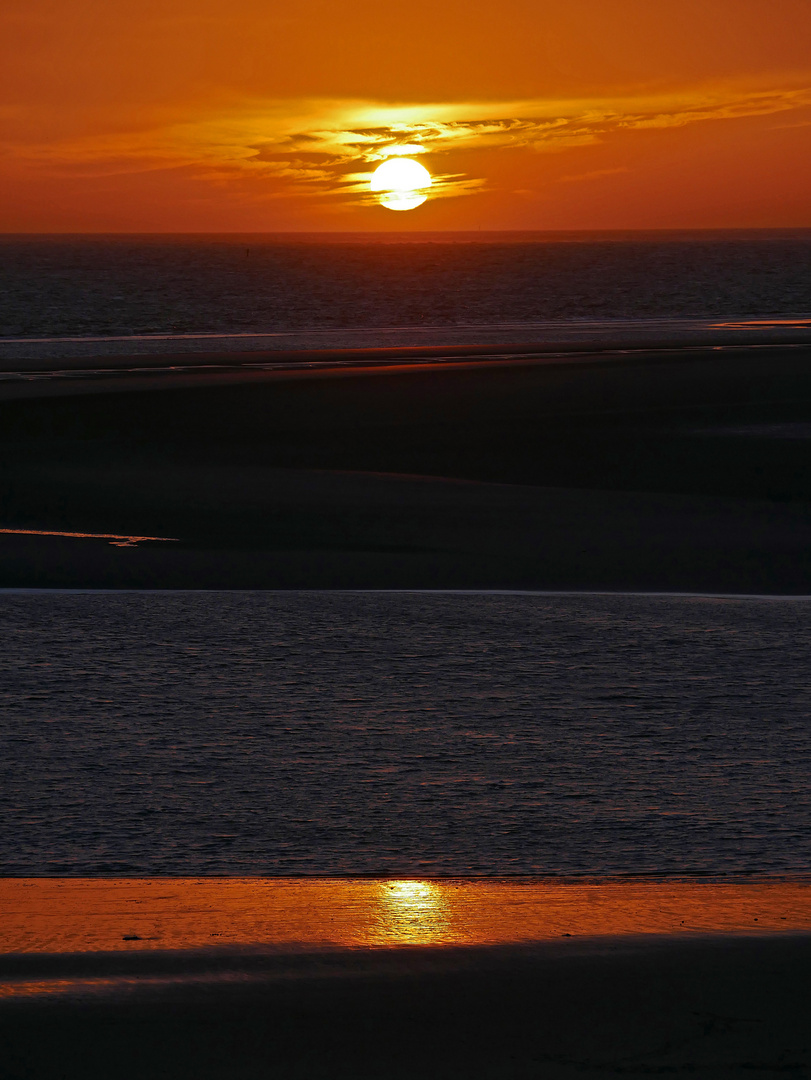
[1,590,809,877]
[2,232,810,344]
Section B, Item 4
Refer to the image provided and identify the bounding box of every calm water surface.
[2,233,810,340]
[1,591,809,877]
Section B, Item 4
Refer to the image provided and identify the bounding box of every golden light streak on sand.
[1,879,809,956]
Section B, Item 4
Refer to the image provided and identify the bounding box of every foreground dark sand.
[2,342,811,590]
[1,938,809,1079]
[1,879,810,1079]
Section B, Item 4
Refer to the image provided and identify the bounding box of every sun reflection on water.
[373,880,450,944]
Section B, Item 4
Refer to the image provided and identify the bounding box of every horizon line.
[2,227,811,239]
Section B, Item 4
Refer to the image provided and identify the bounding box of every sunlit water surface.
[1,591,809,877]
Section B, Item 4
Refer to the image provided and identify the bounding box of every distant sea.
[1,591,809,877]
[1,231,810,346]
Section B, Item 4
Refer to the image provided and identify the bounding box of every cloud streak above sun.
[6,82,811,212]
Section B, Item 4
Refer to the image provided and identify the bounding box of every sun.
[371,158,432,212]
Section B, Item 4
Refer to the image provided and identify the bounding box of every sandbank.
[2,340,811,591]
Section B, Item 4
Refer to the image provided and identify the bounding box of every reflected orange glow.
[0,528,178,548]
[1,878,808,956]
[372,880,450,943]
[714,319,811,329]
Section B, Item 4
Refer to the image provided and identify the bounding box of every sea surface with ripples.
[1,590,808,877]
[2,232,810,346]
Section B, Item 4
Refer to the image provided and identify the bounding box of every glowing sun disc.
[371,157,432,212]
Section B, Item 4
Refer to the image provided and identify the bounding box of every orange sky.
[2,0,810,231]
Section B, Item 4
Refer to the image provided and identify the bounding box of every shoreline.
[1,337,811,405]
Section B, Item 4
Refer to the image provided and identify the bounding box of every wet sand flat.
[2,878,810,953]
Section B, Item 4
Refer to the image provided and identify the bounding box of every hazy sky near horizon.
[2,0,810,231]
